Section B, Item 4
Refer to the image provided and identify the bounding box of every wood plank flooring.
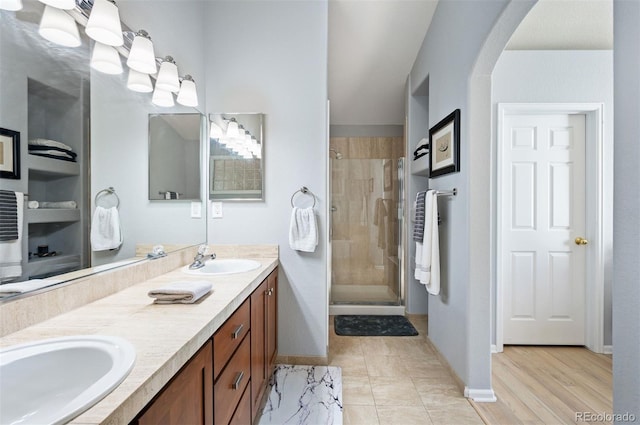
[470,346,613,425]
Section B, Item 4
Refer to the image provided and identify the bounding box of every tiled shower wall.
[330,137,404,299]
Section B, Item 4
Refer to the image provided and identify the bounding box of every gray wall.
[204,1,329,358]
[408,0,512,393]
[91,1,208,265]
[492,50,614,347]
[613,1,640,420]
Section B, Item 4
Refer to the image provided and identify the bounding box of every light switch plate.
[190,202,202,218]
[211,201,223,218]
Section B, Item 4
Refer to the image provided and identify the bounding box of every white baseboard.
[603,345,613,354]
[464,387,497,403]
[329,305,405,316]
[491,344,499,353]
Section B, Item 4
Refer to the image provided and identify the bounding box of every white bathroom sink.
[0,335,136,425]
[183,258,261,276]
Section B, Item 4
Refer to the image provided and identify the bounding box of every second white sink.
[183,259,261,276]
[0,335,136,425]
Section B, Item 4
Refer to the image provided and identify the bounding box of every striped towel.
[0,190,18,242]
[412,191,426,242]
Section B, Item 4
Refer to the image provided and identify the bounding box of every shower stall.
[328,136,405,315]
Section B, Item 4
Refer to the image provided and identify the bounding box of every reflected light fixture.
[152,87,174,107]
[85,0,124,46]
[226,119,239,138]
[0,0,23,11]
[39,4,81,47]
[156,56,180,92]
[177,75,198,107]
[127,30,156,74]
[127,68,153,93]
[90,41,123,74]
[38,0,75,10]
[210,122,223,138]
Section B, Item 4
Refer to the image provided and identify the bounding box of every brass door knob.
[575,237,589,245]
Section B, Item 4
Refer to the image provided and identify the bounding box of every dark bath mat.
[334,315,419,337]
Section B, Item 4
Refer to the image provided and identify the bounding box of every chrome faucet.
[189,245,216,269]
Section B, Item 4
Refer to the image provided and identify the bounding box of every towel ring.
[95,187,120,209]
[290,186,316,208]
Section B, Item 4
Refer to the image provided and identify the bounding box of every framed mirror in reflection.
[148,113,203,201]
[209,113,264,201]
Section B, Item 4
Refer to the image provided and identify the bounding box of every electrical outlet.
[211,201,223,218]
[190,202,202,218]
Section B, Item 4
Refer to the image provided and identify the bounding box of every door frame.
[495,103,605,353]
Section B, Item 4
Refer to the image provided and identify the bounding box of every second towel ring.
[291,186,316,208]
[95,187,120,209]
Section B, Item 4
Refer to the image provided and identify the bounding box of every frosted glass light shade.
[38,0,75,10]
[152,87,174,107]
[85,0,123,46]
[127,69,153,93]
[156,57,179,92]
[226,120,239,138]
[0,0,23,11]
[39,5,81,47]
[210,122,223,138]
[127,30,156,74]
[90,42,122,74]
[177,76,198,107]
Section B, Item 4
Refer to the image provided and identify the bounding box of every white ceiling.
[328,0,612,127]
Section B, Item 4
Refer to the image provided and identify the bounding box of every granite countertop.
[0,254,278,425]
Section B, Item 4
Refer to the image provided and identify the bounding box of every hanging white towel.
[0,192,23,282]
[417,190,440,295]
[289,207,318,252]
[90,206,123,251]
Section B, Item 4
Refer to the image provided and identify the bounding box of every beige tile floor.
[328,315,484,425]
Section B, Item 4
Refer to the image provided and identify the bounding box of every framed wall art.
[429,109,460,178]
[0,128,20,180]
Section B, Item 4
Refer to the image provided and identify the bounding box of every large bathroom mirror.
[0,2,207,299]
[148,114,203,201]
[209,113,264,201]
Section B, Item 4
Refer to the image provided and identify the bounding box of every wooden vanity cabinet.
[250,269,278,420]
[134,341,213,425]
[131,266,278,425]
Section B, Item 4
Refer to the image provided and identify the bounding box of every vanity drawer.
[214,335,251,425]
[229,381,252,425]
[213,299,250,378]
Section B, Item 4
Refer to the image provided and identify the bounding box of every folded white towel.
[29,138,73,151]
[289,207,318,252]
[0,279,62,298]
[148,281,213,304]
[28,200,77,209]
[0,192,23,282]
[90,206,122,251]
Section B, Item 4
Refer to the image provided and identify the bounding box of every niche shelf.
[26,208,80,224]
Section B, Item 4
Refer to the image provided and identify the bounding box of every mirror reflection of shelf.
[26,209,81,224]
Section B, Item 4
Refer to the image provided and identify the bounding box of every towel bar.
[95,187,120,208]
[290,186,316,208]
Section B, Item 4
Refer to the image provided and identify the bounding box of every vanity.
[0,245,278,425]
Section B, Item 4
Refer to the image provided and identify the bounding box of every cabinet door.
[250,278,268,420]
[266,269,278,373]
[136,341,213,425]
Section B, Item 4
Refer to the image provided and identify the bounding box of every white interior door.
[501,113,586,345]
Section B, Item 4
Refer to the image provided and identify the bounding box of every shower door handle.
[331,206,337,212]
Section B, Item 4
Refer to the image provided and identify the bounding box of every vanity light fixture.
[176,75,198,107]
[85,0,123,46]
[90,41,123,74]
[38,0,74,10]
[210,122,223,138]
[39,4,81,47]
[156,56,180,92]
[226,119,240,138]
[127,30,156,74]
[152,87,174,107]
[126,68,153,93]
[0,0,22,11]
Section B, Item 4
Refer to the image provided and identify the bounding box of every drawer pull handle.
[232,371,244,390]
[232,324,244,339]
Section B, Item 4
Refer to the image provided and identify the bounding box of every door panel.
[502,113,586,345]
